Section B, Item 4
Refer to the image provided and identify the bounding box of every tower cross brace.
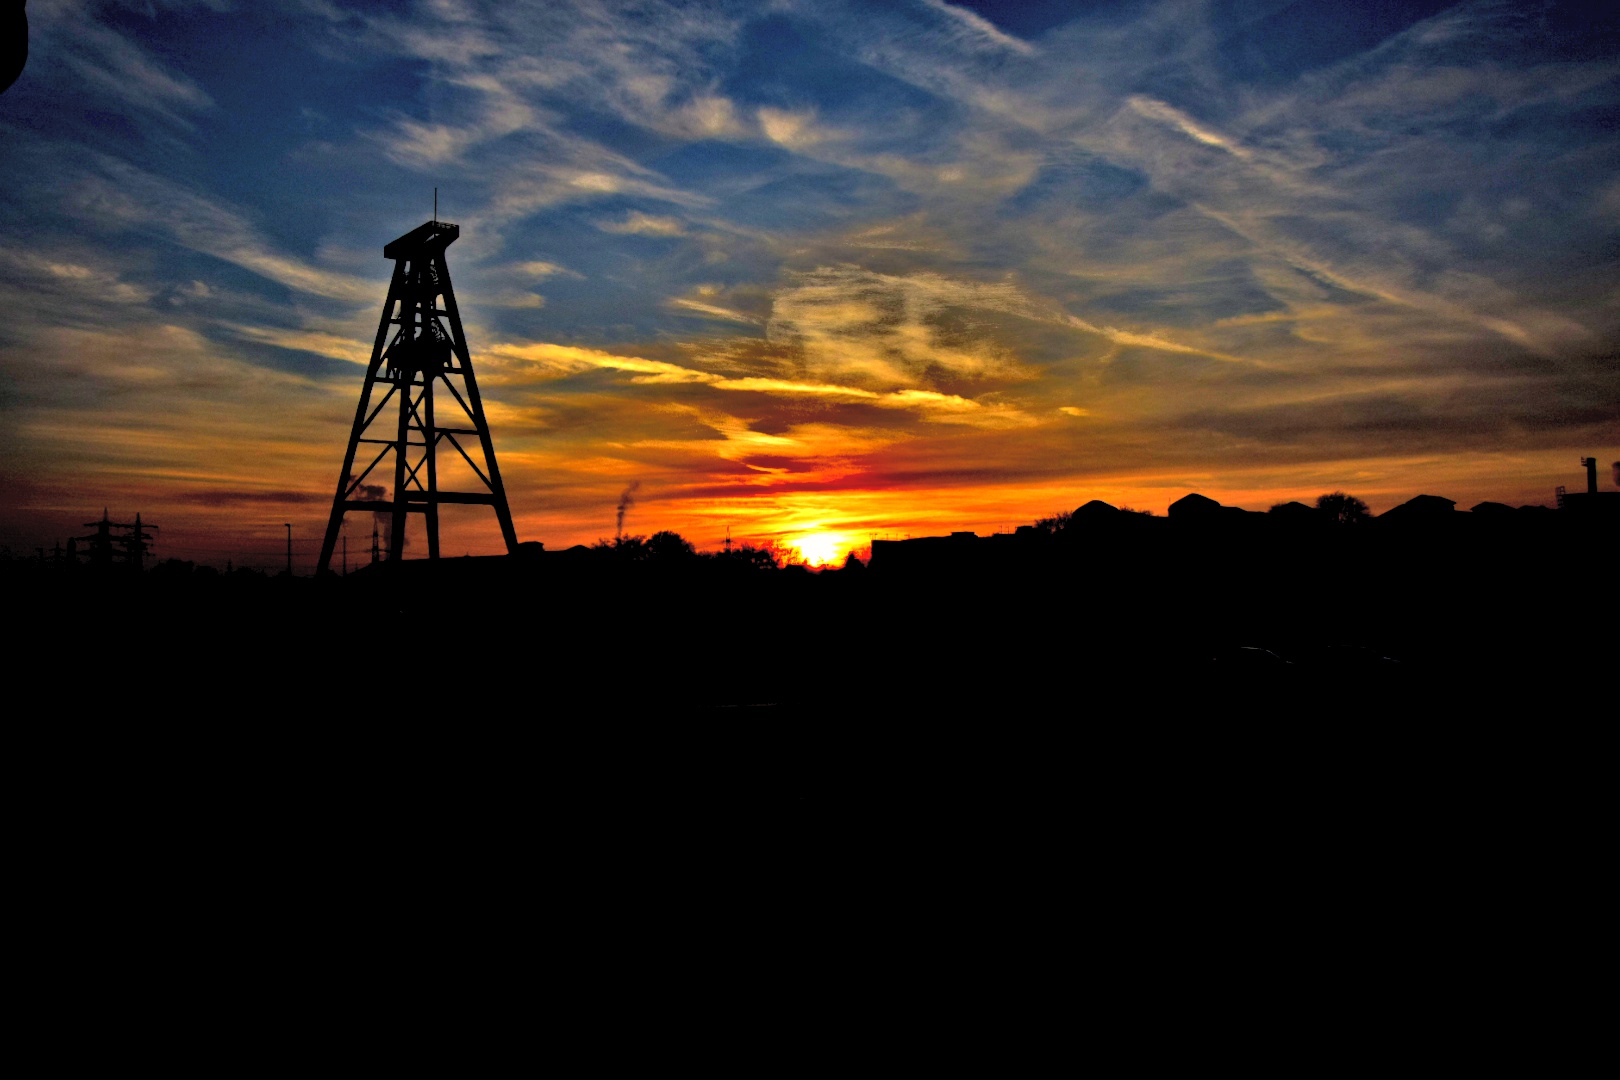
[317,220,517,573]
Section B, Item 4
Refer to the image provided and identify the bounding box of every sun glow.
[791,531,853,567]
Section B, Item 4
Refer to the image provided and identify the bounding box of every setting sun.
[791,532,853,567]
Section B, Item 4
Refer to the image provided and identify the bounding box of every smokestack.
[1583,456,1598,494]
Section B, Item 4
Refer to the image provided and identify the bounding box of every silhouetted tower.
[126,512,155,571]
[1581,457,1598,495]
[317,219,518,573]
[73,509,155,570]
[76,510,116,568]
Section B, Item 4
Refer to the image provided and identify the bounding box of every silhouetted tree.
[713,544,779,571]
[1032,510,1072,534]
[1316,492,1370,527]
[646,530,696,561]
[592,534,648,559]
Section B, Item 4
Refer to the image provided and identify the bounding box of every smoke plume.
[616,481,640,539]
[345,474,403,552]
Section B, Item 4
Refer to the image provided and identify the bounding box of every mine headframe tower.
[317,220,518,573]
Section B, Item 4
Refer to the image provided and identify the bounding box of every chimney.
[1582,456,1598,495]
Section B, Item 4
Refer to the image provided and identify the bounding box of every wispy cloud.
[597,212,688,237]
[1126,96,1251,160]
[64,156,382,304]
[31,3,216,131]
[917,0,1037,57]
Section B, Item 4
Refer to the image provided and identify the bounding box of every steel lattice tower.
[317,219,517,573]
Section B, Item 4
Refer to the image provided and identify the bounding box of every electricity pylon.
[317,219,518,573]
[72,509,157,570]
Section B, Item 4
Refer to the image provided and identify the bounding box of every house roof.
[1381,494,1456,519]
[1169,492,1223,518]
[1072,499,1121,520]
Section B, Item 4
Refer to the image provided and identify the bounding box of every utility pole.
[285,523,292,576]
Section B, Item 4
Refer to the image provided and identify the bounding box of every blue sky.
[1,0,1616,566]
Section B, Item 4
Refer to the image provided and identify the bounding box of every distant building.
[1557,455,1620,520]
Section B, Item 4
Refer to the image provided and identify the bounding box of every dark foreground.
[11,547,1604,1060]
[10,536,1608,803]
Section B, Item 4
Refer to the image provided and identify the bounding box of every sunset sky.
[1,0,1616,569]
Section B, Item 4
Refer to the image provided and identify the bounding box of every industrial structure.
[317,218,517,573]
[1555,455,1620,518]
[72,509,157,571]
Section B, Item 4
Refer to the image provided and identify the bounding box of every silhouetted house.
[1167,493,1261,540]
[1263,501,1328,550]
[1067,499,1125,539]
[1055,500,1168,569]
[1264,501,1325,543]
[1072,499,1122,523]
[1169,493,1222,520]
[1073,499,1162,535]
[1379,494,1456,522]
[869,530,989,574]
